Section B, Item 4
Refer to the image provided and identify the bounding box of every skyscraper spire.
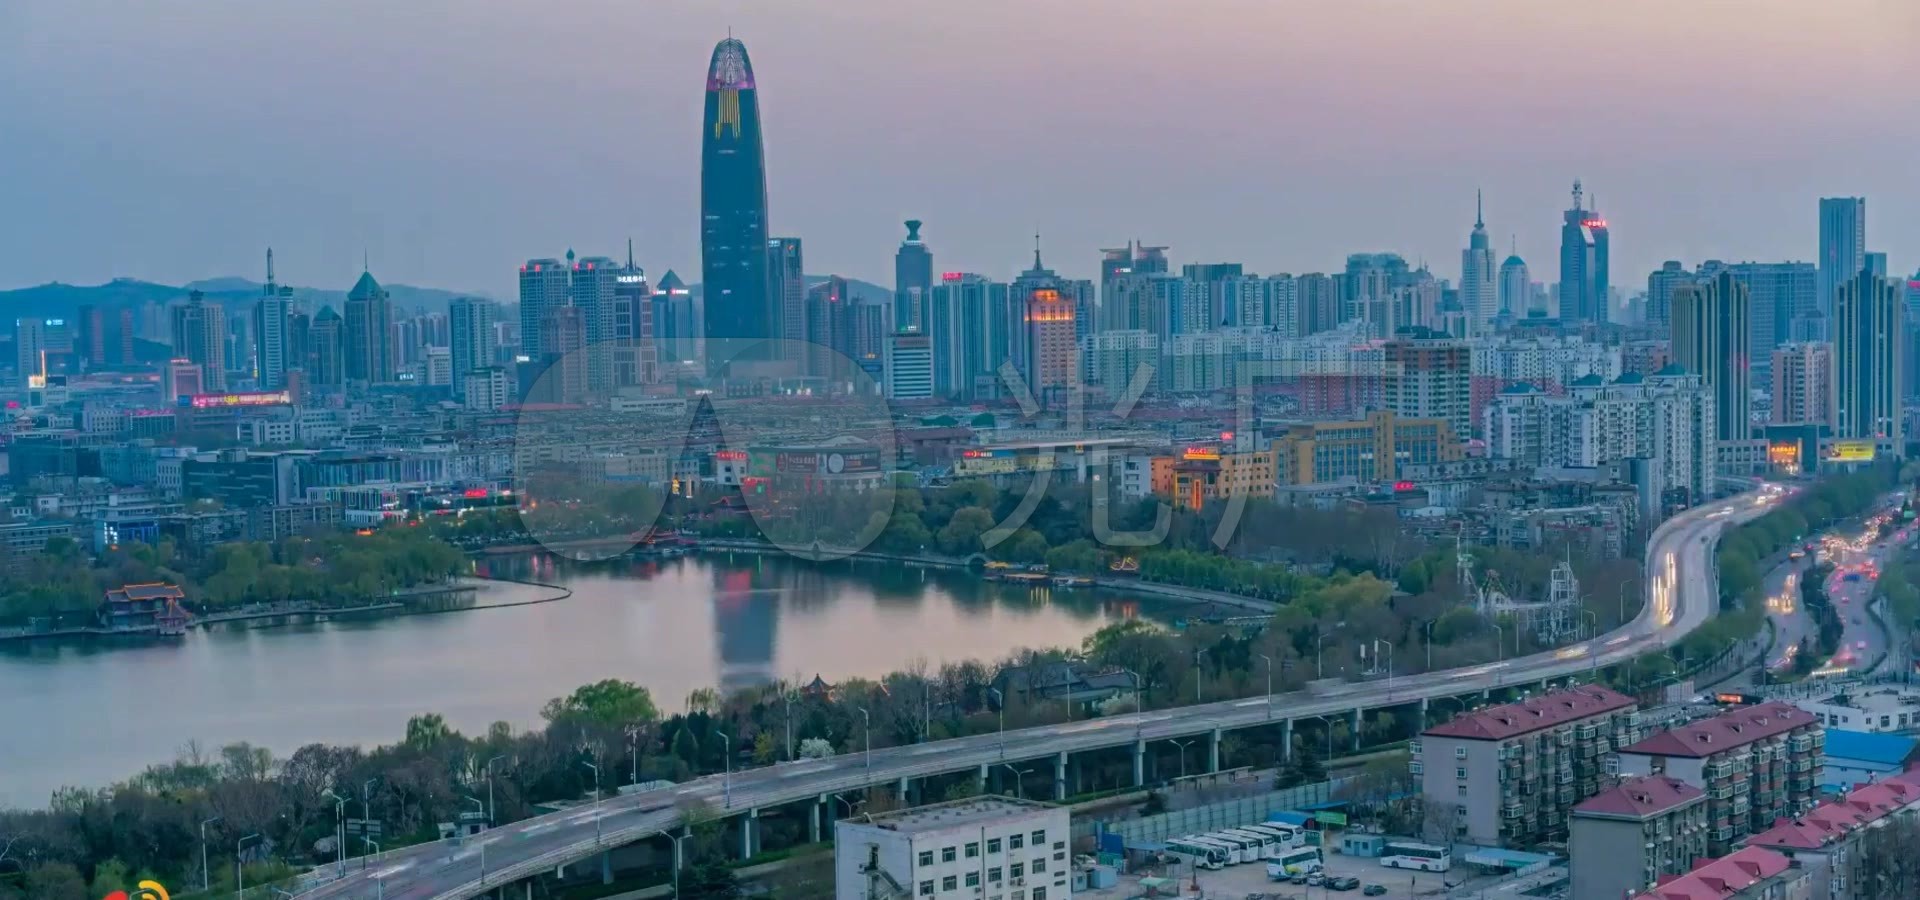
[265,247,275,289]
[626,237,635,269]
[1033,231,1043,270]
[1475,189,1484,228]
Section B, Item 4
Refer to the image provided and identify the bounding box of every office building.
[652,271,698,368]
[424,347,452,386]
[1498,251,1529,322]
[461,367,510,412]
[1672,271,1751,442]
[1020,285,1078,404]
[14,318,46,398]
[1818,197,1866,319]
[1273,410,1462,486]
[1771,342,1832,427]
[832,797,1071,900]
[611,248,657,387]
[895,220,933,333]
[1831,271,1902,449]
[802,276,852,380]
[169,291,229,392]
[1008,244,1094,375]
[1557,180,1610,325]
[1568,775,1710,900]
[535,304,587,404]
[769,236,807,364]
[1413,685,1640,846]
[1645,260,1690,333]
[305,306,345,391]
[343,270,392,384]
[252,291,293,392]
[885,331,934,401]
[1617,701,1823,855]
[701,36,774,365]
[449,297,496,402]
[1098,243,1171,336]
[1461,191,1498,334]
[74,304,105,369]
[519,257,569,373]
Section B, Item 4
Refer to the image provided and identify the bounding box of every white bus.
[1164,838,1227,870]
[1266,845,1325,880]
[1228,829,1291,859]
[1187,835,1247,865]
[1242,823,1305,848]
[1380,840,1451,873]
[1212,830,1278,860]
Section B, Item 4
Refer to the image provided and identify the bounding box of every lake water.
[0,552,1177,808]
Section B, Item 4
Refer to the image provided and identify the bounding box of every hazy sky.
[3,0,1917,299]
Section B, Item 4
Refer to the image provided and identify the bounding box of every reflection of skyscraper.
[711,567,779,692]
[701,37,773,365]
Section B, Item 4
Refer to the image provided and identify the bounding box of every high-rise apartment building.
[449,297,496,401]
[1343,253,1412,337]
[611,249,657,388]
[701,37,774,365]
[537,304,586,404]
[169,290,228,392]
[1461,192,1498,334]
[1717,261,1817,392]
[1818,196,1866,319]
[1083,330,1159,396]
[1831,270,1902,447]
[1645,260,1690,334]
[1617,702,1823,855]
[570,255,620,394]
[253,292,293,391]
[1020,286,1078,403]
[1297,272,1339,336]
[75,305,105,369]
[804,276,852,380]
[1008,245,1092,380]
[343,271,392,384]
[306,306,344,391]
[13,318,46,398]
[1770,342,1832,427]
[1414,685,1640,846]
[1672,271,1751,442]
[928,273,1006,398]
[1384,327,1472,439]
[1558,180,1610,325]
[1484,367,1715,507]
[894,220,933,334]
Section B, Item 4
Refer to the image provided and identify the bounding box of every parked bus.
[1163,838,1227,871]
[1266,845,1325,880]
[1217,829,1281,860]
[1187,835,1247,865]
[1242,823,1305,848]
[1379,841,1451,873]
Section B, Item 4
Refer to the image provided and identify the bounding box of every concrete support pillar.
[810,798,822,844]
[742,808,759,859]
[1208,727,1222,773]
[1054,751,1069,802]
[600,849,612,884]
[1132,739,1146,787]
[1351,708,1363,753]
[978,763,989,793]
[1282,719,1295,762]
[1419,697,1430,729]
[899,776,911,805]
[676,826,690,870]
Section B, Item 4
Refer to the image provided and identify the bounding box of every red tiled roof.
[1648,847,1792,899]
[1573,775,1704,819]
[104,583,185,604]
[1620,702,1813,758]
[1744,769,1920,850]
[1420,685,1636,741]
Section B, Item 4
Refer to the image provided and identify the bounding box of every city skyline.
[3,1,1917,299]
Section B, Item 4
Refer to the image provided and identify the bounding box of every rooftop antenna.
[362,249,369,273]
[1475,189,1484,228]
[626,237,635,269]
[1033,230,1043,270]
[265,247,275,288]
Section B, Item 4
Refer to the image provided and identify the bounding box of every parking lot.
[1081,850,1455,900]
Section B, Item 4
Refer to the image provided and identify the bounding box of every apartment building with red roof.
[1618,702,1823,855]
[1739,768,1920,900]
[1413,684,1640,846]
[1570,775,1712,900]
[1642,846,1808,900]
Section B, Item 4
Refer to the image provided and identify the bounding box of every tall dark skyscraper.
[700,37,772,366]
[1557,180,1610,325]
[894,220,932,333]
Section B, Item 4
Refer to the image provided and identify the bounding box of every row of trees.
[0,528,466,625]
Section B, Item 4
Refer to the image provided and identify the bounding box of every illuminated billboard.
[1767,442,1801,467]
[1826,440,1876,463]
[183,391,292,409]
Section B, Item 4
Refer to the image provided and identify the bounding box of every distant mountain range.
[0,273,892,320]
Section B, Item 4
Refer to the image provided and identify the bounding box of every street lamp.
[322,788,348,875]
[1169,737,1198,780]
[236,833,262,896]
[1315,633,1330,680]
[1373,640,1394,687]
[1001,763,1033,799]
[1120,669,1144,715]
[669,829,695,899]
[1618,581,1632,624]
[361,837,380,872]
[858,708,873,783]
[199,815,220,892]
[1257,654,1273,718]
[718,731,732,808]
[1491,623,1504,661]
[782,691,796,761]
[485,756,507,825]
[1423,620,1437,671]
[1194,648,1207,704]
